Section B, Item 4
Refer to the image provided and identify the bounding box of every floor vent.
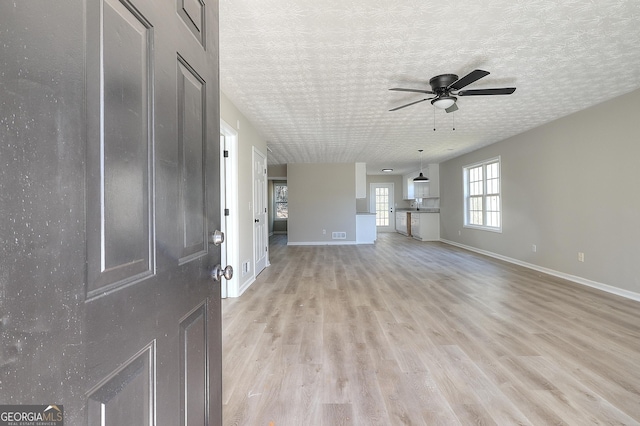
[332,232,347,239]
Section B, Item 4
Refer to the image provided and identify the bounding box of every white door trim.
[220,119,239,297]
[370,182,396,232]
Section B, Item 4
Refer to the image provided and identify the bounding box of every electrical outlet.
[578,252,585,262]
[322,229,326,235]
[532,244,537,253]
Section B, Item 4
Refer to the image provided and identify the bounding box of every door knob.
[208,230,225,246]
[211,264,233,282]
[254,219,259,223]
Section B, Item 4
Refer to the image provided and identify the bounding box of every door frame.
[220,119,239,298]
[370,182,396,232]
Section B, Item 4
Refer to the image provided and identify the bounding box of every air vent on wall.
[332,232,347,240]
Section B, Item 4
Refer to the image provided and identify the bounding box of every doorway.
[370,182,396,232]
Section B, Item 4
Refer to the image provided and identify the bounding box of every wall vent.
[332,232,347,240]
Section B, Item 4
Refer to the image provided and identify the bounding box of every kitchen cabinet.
[414,181,429,198]
[356,213,376,244]
[395,211,408,236]
[402,164,439,199]
[402,173,414,200]
[411,212,440,241]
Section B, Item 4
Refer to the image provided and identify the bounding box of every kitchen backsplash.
[410,198,440,209]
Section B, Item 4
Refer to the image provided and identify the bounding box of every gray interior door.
[0,0,222,424]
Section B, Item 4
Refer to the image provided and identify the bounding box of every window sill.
[463,224,502,233]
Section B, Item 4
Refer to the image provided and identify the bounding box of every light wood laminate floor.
[222,233,640,425]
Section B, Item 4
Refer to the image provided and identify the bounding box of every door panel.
[177,56,207,263]
[178,0,206,47]
[180,303,208,425]
[86,0,155,297]
[87,342,155,425]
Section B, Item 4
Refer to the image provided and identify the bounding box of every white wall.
[440,88,640,298]
[220,92,267,289]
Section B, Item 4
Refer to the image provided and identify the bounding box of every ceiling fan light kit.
[431,96,456,109]
[389,69,516,113]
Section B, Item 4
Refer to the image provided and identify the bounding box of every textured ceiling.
[219,0,640,175]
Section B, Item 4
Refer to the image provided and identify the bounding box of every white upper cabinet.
[403,164,439,199]
[414,181,429,198]
[402,172,415,200]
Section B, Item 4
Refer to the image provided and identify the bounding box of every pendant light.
[413,149,429,182]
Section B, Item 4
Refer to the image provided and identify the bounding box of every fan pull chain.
[433,109,457,131]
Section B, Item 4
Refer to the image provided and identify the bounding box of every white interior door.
[253,147,268,275]
[370,183,395,232]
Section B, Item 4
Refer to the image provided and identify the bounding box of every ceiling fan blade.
[389,88,434,94]
[457,87,516,96]
[445,103,458,113]
[389,98,433,111]
[448,69,490,91]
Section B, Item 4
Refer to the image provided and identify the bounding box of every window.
[274,182,288,220]
[464,157,501,231]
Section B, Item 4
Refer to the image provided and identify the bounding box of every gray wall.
[440,88,640,296]
[288,163,356,244]
[268,164,287,178]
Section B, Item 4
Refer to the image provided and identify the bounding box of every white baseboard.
[287,241,357,246]
[440,239,640,303]
[236,275,255,297]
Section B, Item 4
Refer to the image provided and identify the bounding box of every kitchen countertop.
[396,208,440,213]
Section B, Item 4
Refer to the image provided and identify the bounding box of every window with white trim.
[274,181,288,220]
[464,157,501,231]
